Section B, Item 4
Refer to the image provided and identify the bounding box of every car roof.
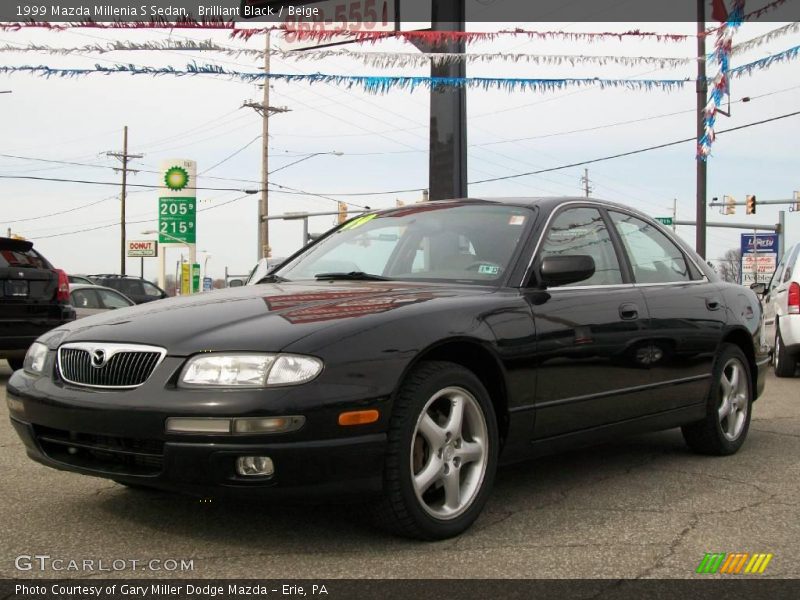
[69,283,134,300]
[374,196,647,215]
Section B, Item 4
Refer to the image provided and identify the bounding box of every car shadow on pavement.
[88,429,692,549]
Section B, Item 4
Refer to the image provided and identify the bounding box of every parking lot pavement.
[2,359,798,580]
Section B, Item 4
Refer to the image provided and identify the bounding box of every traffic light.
[746,194,757,215]
[337,201,348,224]
[724,195,736,215]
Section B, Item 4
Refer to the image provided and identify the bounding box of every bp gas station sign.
[158,161,196,245]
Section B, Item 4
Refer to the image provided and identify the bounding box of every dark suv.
[0,237,76,370]
[88,275,168,305]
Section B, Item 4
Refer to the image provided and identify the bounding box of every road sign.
[654,217,673,226]
[180,263,191,296]
[126,240,158,258]
[203,276,213,292]
[740,233,779,285]
[192,263,201,294]
[241,0,403,50]
[158,198,196,244]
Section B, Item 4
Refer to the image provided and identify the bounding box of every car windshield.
[275,203,533,284]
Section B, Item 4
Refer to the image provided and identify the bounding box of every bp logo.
[164,166,190,191]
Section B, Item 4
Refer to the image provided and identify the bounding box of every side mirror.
[538,255,595,288]
[750,282,766,295]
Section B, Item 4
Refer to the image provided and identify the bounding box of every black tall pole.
[696,0,708,258]
[428,0,467,200]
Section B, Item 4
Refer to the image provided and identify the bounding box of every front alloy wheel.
[375,361,498,540]
[411,386,489,520]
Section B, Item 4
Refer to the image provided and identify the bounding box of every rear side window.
[0,248,51,269]
[71,289,101,309]
[118,280,144,297]
[784,245,800,284]
[609,212,691,284]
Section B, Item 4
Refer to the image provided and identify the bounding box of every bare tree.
[716,248,742,284]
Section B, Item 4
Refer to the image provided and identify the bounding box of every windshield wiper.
[255,274,290,284]
[314,271,391,281]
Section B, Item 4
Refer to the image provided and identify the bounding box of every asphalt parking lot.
[2,360,798,580]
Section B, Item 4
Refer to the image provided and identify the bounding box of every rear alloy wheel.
[774,327,797,378]
[682,343,752,455]
[375,361,498,540]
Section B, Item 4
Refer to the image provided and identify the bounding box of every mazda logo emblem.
[91,349,108,368]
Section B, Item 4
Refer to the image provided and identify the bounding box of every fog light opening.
[236,456,274,477]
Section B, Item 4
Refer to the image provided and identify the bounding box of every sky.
[1,19,800,283]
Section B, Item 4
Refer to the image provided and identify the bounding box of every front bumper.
[6,361,389,498]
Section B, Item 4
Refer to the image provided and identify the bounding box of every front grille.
[58,343,165,389]
[34,425,164,476]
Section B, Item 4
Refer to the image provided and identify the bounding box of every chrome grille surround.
[57,342,167,389]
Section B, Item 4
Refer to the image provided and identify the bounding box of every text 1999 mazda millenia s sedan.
[6,198,768,539]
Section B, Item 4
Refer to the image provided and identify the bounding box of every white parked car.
[758,242,800,377]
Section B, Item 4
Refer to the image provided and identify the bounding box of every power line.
[2,195,116,223]
[199,134,261,175]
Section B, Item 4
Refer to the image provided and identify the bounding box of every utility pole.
[106,126,142,275]
[696,0,708,259]
[673,198,678,231]
[244,30,290,261]
[581,168,592,198]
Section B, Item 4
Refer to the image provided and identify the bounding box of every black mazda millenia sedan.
[7,198,768,539]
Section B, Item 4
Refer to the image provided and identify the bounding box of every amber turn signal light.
[338,409,380,426]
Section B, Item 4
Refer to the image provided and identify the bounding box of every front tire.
[6,357,23,371]
[682,343,752,456]
[375,361,499,540]
[774,326,797,378]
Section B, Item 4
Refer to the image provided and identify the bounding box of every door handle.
[619,303,639,320]
[706,298,722,311]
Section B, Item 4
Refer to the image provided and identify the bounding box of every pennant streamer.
[0,40,699,69]
[729,21,800,57]
[0,62,692,92]
[0,20,692,44]
[2,40,798,90]
[699,0,745,160]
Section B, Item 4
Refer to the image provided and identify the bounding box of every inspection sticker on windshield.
[341,213,377,231]
[478,265,500,275]
[509,215,526,226]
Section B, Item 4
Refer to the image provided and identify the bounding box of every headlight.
[23,342,49,375]
[179,353,323,388]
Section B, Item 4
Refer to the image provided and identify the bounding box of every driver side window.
[538,207,623,287]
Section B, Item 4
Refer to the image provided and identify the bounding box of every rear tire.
[6,357,23,371]
[682,343,752,456]
[774,326,797,378]
[373,361,499,540]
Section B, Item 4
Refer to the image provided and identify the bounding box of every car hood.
[53,281,494,355]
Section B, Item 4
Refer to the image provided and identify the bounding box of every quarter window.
[610,212,691,284]
[538,207,623,286]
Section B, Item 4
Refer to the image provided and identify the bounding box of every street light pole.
[696,0,708,258]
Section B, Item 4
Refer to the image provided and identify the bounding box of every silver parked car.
[758,242,800,377]
[69,284,135,319]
